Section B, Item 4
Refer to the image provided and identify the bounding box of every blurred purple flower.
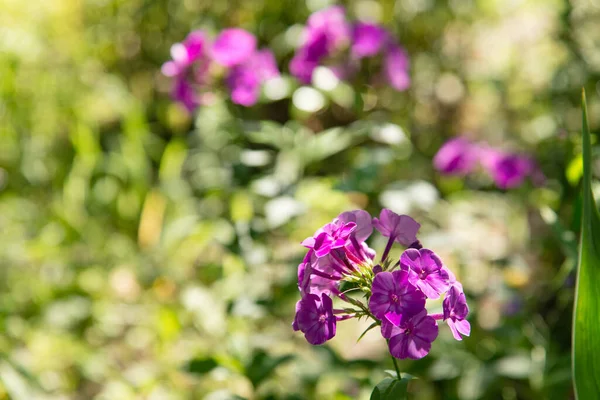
[351,22,388,58]
[400,248,450,300]
[373,209,420,246]
[383,44,410,91]
[290,6,350,83]
[434,137,479,176]
[289,34,328,83]
[226,49,280,106]
[292,293,337,345]
[381,309,438,359]
[161,30,209,77]
[482,150,534,189]
[227,67,260,106]
[306,6,351,50]
[368,270,426,324]
[171,77,199,112]
[443,286,471,340]
[161,31,212,112]
[211,28,257,67]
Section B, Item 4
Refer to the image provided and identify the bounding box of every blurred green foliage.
[1,0,600,399]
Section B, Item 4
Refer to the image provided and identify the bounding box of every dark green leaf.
[185,357,217,375]
[370,376,411,400]
[573,88,600,399]
[245,350,294,389]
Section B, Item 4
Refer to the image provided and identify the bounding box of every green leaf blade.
[370,375,415,400]
[573,88,600,399]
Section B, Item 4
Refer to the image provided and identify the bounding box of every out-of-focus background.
[1,0,599,398]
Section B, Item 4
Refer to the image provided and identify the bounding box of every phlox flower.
[292,293,337,345]
[368,270,426,323]
[211,28,257,67]
[433,137,479,176]
[400,248,450,300]
[443,286,471,341]
[381,309,439,360]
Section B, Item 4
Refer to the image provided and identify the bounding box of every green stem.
[387,341,402,379]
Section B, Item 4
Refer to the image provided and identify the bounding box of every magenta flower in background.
[481,149,534,189]
[161,31,212,112]
[305,5,351,50]
[383,44,410,91]
[443,286,471,340]
[226,66,260,106]
[434,138,544,189]
[290,6,350,84]
[171,77,199,112]
[289,34,329,84]
[211,28,257,67]
[292,293,337,345]
[400,248,450,300]
[161,30,209,77]
[351,22,389,58]
[373,209,420,246]
[368,270,426,324]
[433,137,479,176]
[226,49,280,106]
[381,309,439,359]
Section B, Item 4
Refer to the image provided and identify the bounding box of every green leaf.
[356,321,380,343]
[244,350,294,389]
[370,376,413,400]
[185,357,217,375]
[573,88,600,399]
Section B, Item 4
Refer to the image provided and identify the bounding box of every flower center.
[419,271,427,279]
[318,314,327,323]
[390,294,399,303]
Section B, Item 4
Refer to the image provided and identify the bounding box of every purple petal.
[381,317,402,339]
[290,33,328,84]
[400,248,423,273]
[227,66,261,106]
[455,319,471,337]
[412,311,439,343]
[301,236,316,249]
[384,311,402,327]
[371,271,396,293]
[420,249,443,274]
[433,138,479,176]
[422,274,450,299]
[172,77,199,112]
[351,22,388,58]
[405,334,432,359]
[211,28,257,67]
[338,210,373,242]
[388,333,411,359]
[383,44,410,91]
[251,49,280,81]
[161,61,180,77]
[447,319,462,341]
[373,209,420,245]
[306,6,351,49]
[479,147,534,189]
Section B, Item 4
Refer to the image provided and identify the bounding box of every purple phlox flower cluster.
[434,137,545,189]
[290,6,410,90]
[293,208,470,360]
[162,29,279,111]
